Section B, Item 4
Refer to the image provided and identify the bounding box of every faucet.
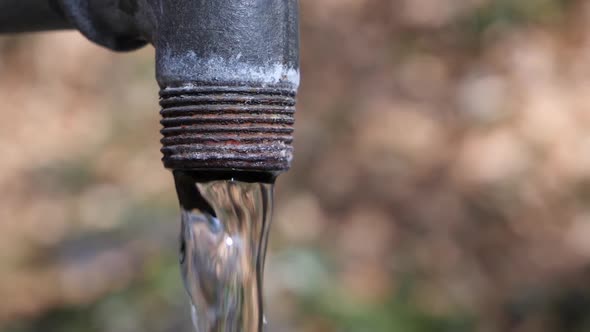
[1,3,299,329]
[0,0,300,176]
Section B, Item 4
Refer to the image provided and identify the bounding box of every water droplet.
[225,237,234,247]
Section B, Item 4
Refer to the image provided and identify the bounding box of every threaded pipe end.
[159,86,296,172]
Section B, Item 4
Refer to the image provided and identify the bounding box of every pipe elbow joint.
[60,0,300,174]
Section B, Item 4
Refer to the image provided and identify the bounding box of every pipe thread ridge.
[160,85,296,172]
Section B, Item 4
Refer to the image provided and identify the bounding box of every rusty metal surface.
[0,0,300,174]
[160,86,296,173]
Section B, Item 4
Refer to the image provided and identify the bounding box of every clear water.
[174,171,274,332]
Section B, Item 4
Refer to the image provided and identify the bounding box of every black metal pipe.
[0,0,72,33]
[58,0,149,51]
[153,0,300,173]
[0,0,300,174]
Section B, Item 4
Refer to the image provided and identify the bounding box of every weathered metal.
[152,0,300,173]
[0,0,300,174]
[159,85,296,172]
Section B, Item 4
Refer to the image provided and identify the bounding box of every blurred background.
[2,0,590,331]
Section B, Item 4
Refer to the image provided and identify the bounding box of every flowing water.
[174,171,274,332]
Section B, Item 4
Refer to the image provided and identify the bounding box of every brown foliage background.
[2,1,590,331]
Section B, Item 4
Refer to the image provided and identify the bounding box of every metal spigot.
[0,0,300,175]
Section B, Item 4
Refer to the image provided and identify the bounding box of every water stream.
[174,171,274,332]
